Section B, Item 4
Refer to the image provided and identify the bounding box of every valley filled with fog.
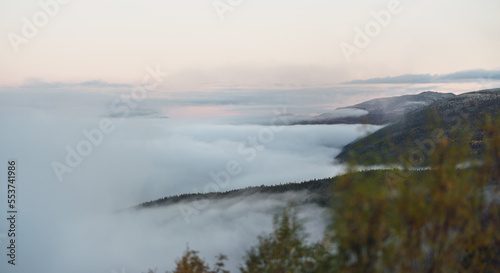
[0,89,382,273]
[2,0,499,271]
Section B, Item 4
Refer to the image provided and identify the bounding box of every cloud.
[5,76,482,123]
[20,78,133,89]
[0,84,407,123]
[0,89,384,273]
[343,69,500,84]
[54,192,328,273]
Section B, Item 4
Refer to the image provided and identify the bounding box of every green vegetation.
[239,207,331,273]
[326,114,500,272]
[133,177,335,210]
[336,89,500,165]
[145,106,500,273]
[168,247,229,273]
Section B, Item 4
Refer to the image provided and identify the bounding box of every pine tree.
[327,114,500,273]
[240,207,330,273]
[170,246,229,273]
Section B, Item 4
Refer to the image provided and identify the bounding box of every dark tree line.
[153,115,500,273]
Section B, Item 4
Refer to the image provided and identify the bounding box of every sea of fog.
[0,97,382,273]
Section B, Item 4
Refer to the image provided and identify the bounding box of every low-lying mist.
[0,89,383,273]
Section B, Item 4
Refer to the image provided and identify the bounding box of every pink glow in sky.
[165,105,245,119]
[0,0,499,90]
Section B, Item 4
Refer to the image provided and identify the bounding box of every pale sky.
[1,0,499,89]
[0,3,500,271]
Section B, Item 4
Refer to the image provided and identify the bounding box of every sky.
[1,0,499,90]
[1,0,500,272]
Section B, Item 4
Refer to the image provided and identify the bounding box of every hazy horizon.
[1,0,500,272]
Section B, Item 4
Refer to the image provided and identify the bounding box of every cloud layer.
[0,89,383,273]
[344,69,500,84]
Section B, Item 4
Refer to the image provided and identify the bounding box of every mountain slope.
[130,177,334,211]
[336,88,500,165]
[291,91,455,125]
[127,170,426,211]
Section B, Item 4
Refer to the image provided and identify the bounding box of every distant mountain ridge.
[126,170,425,211]
[291,91,455,125]
[125,177,335,212]
[126,88,500,212]
[336,88,500,164]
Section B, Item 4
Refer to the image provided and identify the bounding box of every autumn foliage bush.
[167,115,500,273]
